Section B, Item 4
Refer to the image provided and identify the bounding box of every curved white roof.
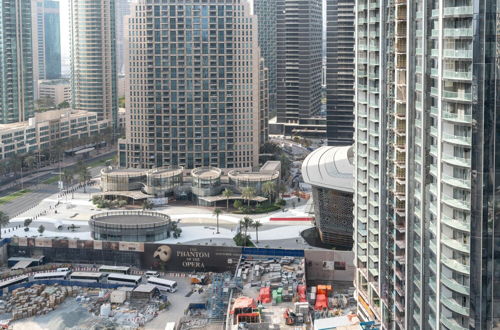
[301,146,354,192]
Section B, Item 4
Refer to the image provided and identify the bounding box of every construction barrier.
[242,247,304,257]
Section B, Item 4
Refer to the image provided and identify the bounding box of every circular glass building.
[89,210,172,242]
[191,167,223,197]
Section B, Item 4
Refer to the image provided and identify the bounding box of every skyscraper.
[253,0,276,115]
[119,0,266,170]
[326,0,355,146]
[0,0,34,124]
[69,0,118,125]
[32,0,61,84]
[115,0,133,75]
[276,0,322,125]
[353,0,499,328]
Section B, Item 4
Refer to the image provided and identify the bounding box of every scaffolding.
[207,273,232,319]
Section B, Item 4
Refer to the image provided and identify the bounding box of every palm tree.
[241,217,253,246]
[222,188,232,210]
[252,220,263,243]
[262,182,276,204]
[62,169,74,189]
[0,211,10,239]
[24,155,36,172]
[212,208,222,234]
[78,166,92,193]
[241,187,256,208]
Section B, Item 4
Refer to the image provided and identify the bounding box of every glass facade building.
[69,0,118,126]
[0,0,34,124]
[326,0,355,146]
[253,0,276,115]
[120,0,266,170]
[275,0,323,125]
[32,0,61,86]
[353,0,499,328]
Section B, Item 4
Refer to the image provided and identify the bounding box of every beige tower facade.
[69,0,118,126]
[119,0,267,170]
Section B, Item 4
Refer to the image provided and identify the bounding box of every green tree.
[222,188,233,210]
[57,101,69,109]
[262,182,276,204]
[0,211,9,239]
[37,225,45,236]
[23,218,32,228]
[78,164,92,193]
[212,208,222,234]
[23,155,36,171]
[9,154,22,176]
[143,200,153,210]
[233,200,243,210]
[279,153,292,181]
[241,187,256,208]
[252,220,263,243]
[62,169,74,188]
[240,217,254,246]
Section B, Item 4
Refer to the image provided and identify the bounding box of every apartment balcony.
[431,49,439,57]
[430,240,437,254]
[431,9,439,17]
[442,132,472,146]
[442,173,471,190]
[443,49,473,59]
[441,275,470,296]
[442,153,470,167]
[443,6,473,16]
[441,255,470,274]
[441,214,470,232]
[443,70,472,81]
[442,195,471,210]
[441,297,470,316]
[441,236,470,254]
[441,316,468,330]
[442,110,472,124]
[443,28,473,38]
[431,68,438,77]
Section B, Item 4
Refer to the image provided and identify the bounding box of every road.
[0,151,115,218]
[0,150,116,198]
[0,184,59,219]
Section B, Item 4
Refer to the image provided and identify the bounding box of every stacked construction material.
[9,285,76,320]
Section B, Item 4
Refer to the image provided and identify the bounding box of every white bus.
[107,274,142,286]
[33,271,71,280]
[98,265,131,274]
[70,272,105,283]
[147,277,177,293]
[0,275,29,290]
[164,322,176,330]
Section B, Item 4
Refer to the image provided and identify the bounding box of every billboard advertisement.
[142,244,241,272]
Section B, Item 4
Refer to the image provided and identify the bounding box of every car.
[145,271,160,278]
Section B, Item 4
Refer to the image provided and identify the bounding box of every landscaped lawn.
[0,189,32,204]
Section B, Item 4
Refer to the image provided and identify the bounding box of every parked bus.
[70,272,105,283]
[147,277,177,293]
[106,274,142,286]
[0,276,29,290]
[98,265,131,274]
[164,322,176,330]
[33,271,71,280]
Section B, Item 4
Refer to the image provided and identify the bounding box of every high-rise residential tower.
[119,0,266,170]
[115,0,133,75]
[326,0,355,146]
[353,0,499,328]
[32,0,61,86]
[0,0,34,124]
[253,0,276,115]
[69,0,118,125]
[275,0,322,125]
